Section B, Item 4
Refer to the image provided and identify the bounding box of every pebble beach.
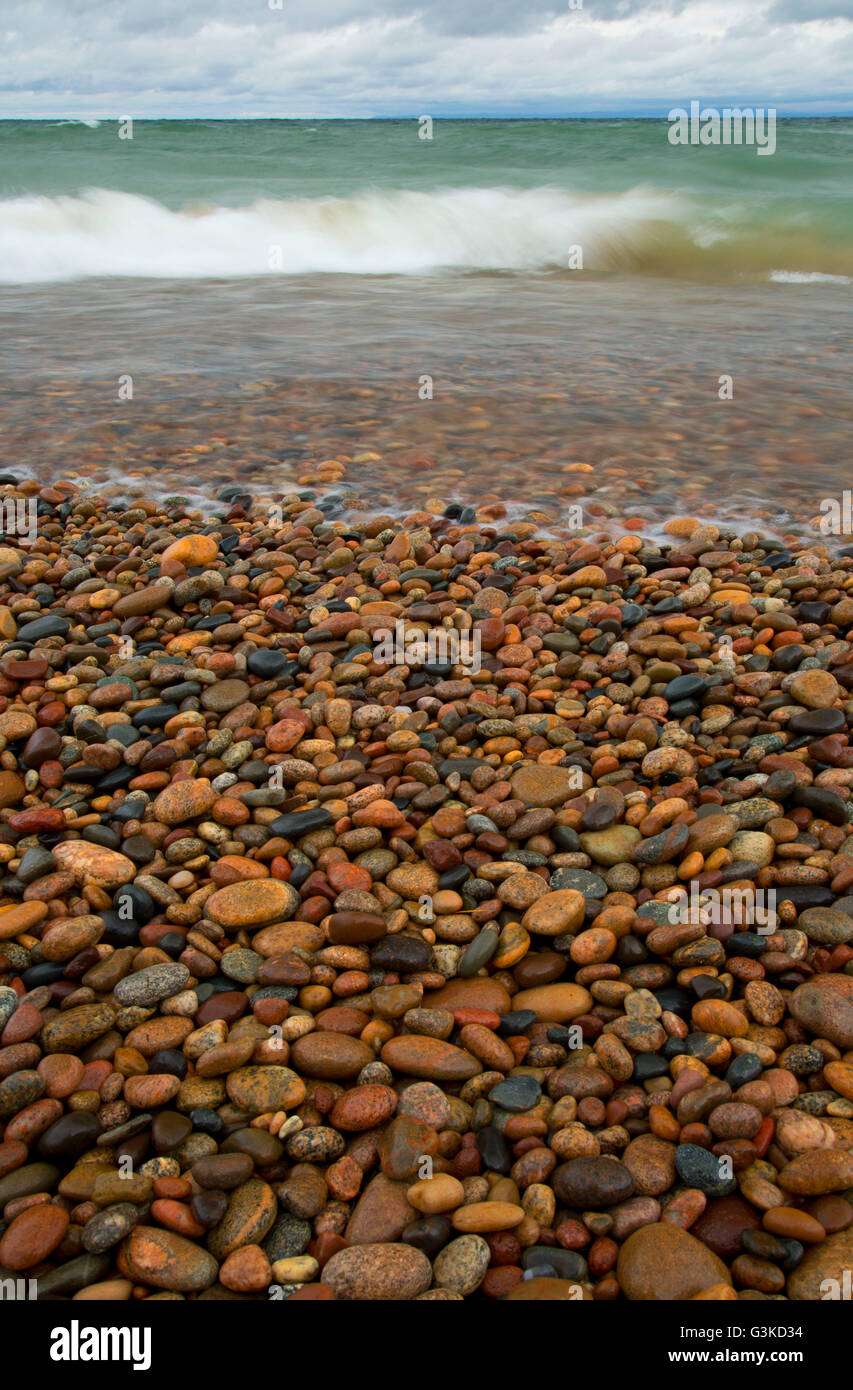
[0,475,852,1303]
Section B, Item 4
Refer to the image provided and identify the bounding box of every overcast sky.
[1,0,851,118]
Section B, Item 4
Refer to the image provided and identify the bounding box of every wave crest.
[0,184,849,284]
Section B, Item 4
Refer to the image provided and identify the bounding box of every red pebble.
[754,1116,775,1157]
[451,1008,502,1029]
[588,1236,618,1276]
[556,1218,590,1250]
[593,1275,620,1300]
[8,807,65,833]
[451,1147,482,1179]
[482,1266,523,1298]
[152,1177,192,1200]
[150,1199,205,1238]
[680,1122,714,1149]
[310,1233,348,1269]
[485,1231,522,1265]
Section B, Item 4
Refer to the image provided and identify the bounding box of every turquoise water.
[1,118,852,281]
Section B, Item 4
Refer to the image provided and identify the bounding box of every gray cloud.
[0,0,850,115]
[768,0,853,21]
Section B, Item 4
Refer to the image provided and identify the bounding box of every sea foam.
[0,184,848,285]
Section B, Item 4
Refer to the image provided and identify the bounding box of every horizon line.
[2,110,852,121]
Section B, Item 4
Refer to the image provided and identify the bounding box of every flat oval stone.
[247,649,290,677]
[52,842,135,888]
[201,679,250,712]
[346,1173,416,1245]
[617,1222,732,1300]
[634,823,690,865]
[113,583,174,619]
[674,1143,737,1196]
[371,936,433,973]
[206,879,300,929]
[489,1075,541,1112]
[328,911,387,944]
[207,1178,278,1259]
[621,1134,677,1196]
[321,1242,432,1300]
[42,1002,116,1053]
[37,1253,111,1298]
[553,1156,635,1208]
[425,978,511,1015]
[0,1162,60,1208]
[777,1150,853,1196]
[16,616,69,641]
[290,1031,373,1079]
[551,865,610,894]
[789,975,853,1049]
[38,1111,102,1161]
[24,728,59,768]
[0,901,49,940]
[521,889,586,936]
[575,826,642,868]
[0,1203,69,1270]
[458,925,499,976]
[118,1225,219,1291]
[510,984,592,1023]
[225,1066,307,1113]
[381,1036,482,1081]
[193,1154,255,1189]
[82,1203,139,1254]
[269,808,333,837]
[152,779,218,825]
[114,963,190,1007]
[789,708,846,735]
[0,1070,43,1117]
[330,1084,398,1132]
[663,673,706,703]
[1,656,48,679]
[286,1126,345,1164]
[510,764,584,808]
[798,908,853,947]
[793,785,849,825]
[432,1233,490,1295]
[790,669,841,709]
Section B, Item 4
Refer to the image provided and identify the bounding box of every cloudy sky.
[2,0,851,117]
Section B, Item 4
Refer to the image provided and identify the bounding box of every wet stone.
[38,1112,102,1161]
[550,867,608,899]
[114,963,190,1008]
[674,1143,737,1196]
[553,1157,635,1208]
[489,1075,541,1112]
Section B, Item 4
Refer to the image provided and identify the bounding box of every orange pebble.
[149,1199,205,1239]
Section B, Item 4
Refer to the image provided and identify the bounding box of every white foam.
[0,183,681,284]
[769,270,851,284]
